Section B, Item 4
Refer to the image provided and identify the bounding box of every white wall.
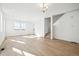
[0,7,5,48]
[2,4,45,37]
[54,10,79,43]
[5,16,34,36]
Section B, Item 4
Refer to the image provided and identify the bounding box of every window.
[14,21,26,30]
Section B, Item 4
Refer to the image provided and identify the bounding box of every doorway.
[44,17,51,39]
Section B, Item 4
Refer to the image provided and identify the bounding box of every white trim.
[50,16,53,40]
[1,14,3,32]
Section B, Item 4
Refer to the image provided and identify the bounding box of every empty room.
[0,3,79,56]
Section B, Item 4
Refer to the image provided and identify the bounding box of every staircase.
[44,13,65,39]
[45,32,50,39]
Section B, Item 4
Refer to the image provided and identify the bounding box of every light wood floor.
[0,35,79,56]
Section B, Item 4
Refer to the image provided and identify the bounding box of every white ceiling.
[1,3,79,17]
[47,3,79,16]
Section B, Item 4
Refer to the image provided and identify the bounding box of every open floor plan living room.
[0,3,79,56]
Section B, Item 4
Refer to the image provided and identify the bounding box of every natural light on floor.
[22,35,38,38]
[11,40,25,44]
[12,47,22,55]
[12,47,35,56]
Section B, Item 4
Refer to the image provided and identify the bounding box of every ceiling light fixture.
[39,3,49,13]
[42,3,48,13]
